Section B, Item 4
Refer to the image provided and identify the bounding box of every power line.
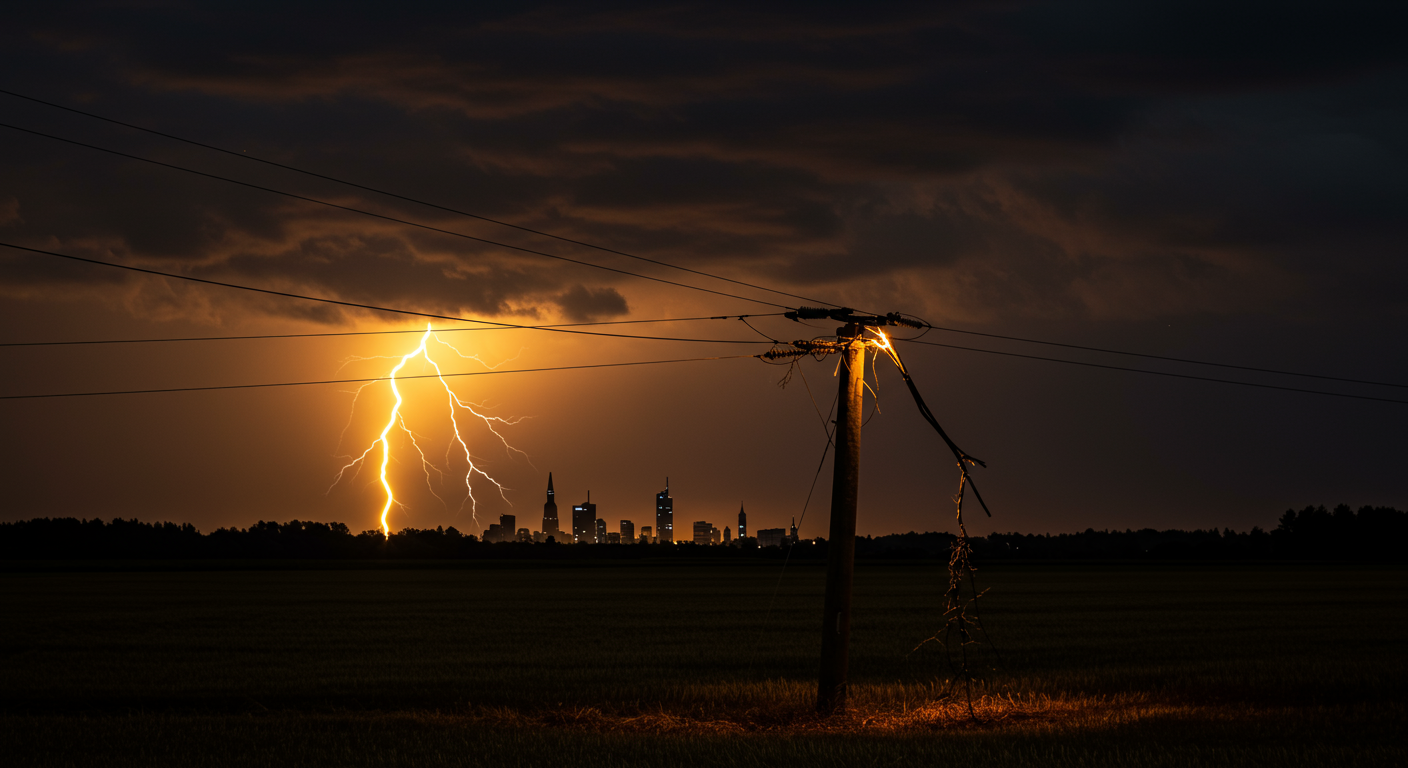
[7,93,1392,396]
[919,322,1406,390]
[0,87,845,311]
[3,306,1398,405]
[746,388,836,672]
[898,338,1408,405]
[0,354,756,400]
[0,313,783,348]
[791,307,1404,390]
[0,120,793,310]
[0,241,780,345]
[4,239,1394,405]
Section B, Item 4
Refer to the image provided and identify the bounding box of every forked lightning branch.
[329,324,529,536]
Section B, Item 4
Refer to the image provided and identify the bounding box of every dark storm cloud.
[212,232,562,318]
[555,284,629,322]
[1,0,1404,325]
[2,1,1406,540]
[1015,1,1406,91]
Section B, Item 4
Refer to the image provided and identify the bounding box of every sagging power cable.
[0,313,786,348]
[0,354,758,400]
[0,87,845,312]
[0,120,794,310]
[913,325,1406,390]
[0,241,778,346]
[899,337,1408,406]
[873,332,992,517]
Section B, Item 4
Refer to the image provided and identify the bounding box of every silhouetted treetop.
[0,505,1401,562]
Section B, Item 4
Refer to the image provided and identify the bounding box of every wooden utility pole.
[779,306,973,715]
[817,322,865,713]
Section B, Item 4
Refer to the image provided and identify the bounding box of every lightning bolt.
[330,324,528,536]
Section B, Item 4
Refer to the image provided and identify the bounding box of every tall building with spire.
[656,480,674,543]
[542,473,559,539]
[738,504,747,539]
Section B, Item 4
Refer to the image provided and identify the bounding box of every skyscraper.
[572,492,597,544]
[620,519,635,543]
[656,480,674,544]
[693,520,712,545]
[723,526,732,543]
[542,472,559,539]
[738,504,747,539]
[595,518,607,545]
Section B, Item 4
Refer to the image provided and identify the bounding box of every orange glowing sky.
[1,3,1405,537]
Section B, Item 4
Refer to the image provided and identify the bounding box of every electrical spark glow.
[330,324,528,536]
[868,327,895,357]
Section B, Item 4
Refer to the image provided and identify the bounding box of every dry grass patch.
[453,688,1226,736]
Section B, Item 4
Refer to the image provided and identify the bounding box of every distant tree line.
[0,518,780,561]
[858,504,1404,562]
[0,504,1402,561]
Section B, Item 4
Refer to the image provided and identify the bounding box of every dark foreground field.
[2,560,1405,767]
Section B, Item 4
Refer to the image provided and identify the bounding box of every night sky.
[1,2,1404,539]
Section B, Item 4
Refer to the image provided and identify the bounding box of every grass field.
[2,560,1405,766]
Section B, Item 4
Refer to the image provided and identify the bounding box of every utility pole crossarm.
[784,306,925,329]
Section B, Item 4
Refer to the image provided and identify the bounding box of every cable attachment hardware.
[785,306,927,330]
[759,339,851,361]
[758,347,810,361]
[790,339,847,353]
[886,314,925,330]
[784,306,841,321]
